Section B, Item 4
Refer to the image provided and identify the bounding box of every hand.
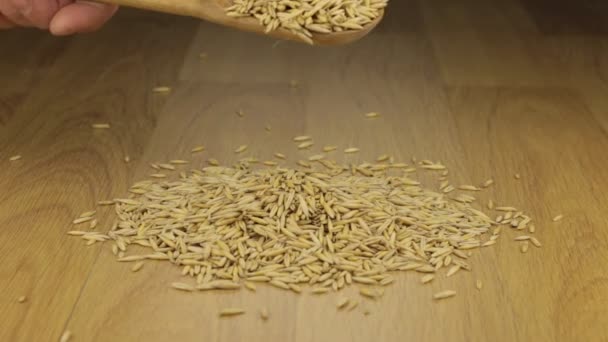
[0,0,118,35]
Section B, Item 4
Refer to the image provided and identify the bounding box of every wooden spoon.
[98,0,384,45]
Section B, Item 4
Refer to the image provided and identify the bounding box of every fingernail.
[77,0,111,9]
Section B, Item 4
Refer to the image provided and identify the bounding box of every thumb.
[49,1,117,35]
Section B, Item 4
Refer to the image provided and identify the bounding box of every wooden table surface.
[2,0,608,341]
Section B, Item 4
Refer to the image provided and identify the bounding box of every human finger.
[0,0,32,27]
[49,0,117,36]
[19,0,69,29]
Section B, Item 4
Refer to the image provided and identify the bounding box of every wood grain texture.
[1,0,607,341]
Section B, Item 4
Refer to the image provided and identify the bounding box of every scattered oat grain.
[530,237,542,248]
[293,136,312,142]
[234,145,248,154]
[170,160,189,165]
[433,290,456,300]
[244,281,256,291]
[359,287,381,299]
[220,308,245,317]
[308,154,324,161]
[131,261,144,272]
[191,146,205,153]
[297,141,314,149]
[520,241,529,253]
[311,287,330,294]
[171,282,195,291]
[260,308,269,320]
[420,274,435,284]
[336,297,349,309]
[346,300,359,311]
[376,154,389,162]
[446,265,460,277]
[72,216,94,225]
[59,330,72,342]
[153,86,171,93]
[495,206,517,212]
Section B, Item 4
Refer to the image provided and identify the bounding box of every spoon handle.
[98,0,217,20]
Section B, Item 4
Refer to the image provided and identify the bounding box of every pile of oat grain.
[70,157,536,299]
